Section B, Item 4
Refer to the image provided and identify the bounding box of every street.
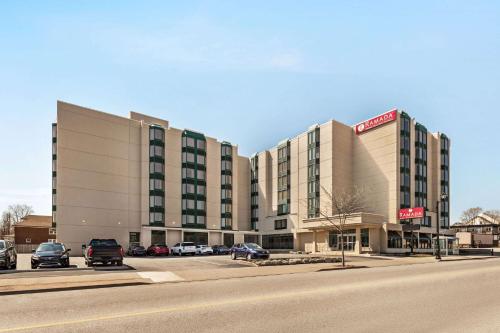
[0,259,499,332]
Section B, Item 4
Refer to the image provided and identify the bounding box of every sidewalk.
[0,255,497,295]
[0,272,151,294]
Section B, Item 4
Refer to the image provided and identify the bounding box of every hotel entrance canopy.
[298,212,386,232]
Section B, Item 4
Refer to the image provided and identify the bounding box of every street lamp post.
[435,193,448,260]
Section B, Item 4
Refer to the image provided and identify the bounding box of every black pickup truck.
[83,239,124,267]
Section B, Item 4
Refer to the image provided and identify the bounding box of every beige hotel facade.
[52,101,453,255]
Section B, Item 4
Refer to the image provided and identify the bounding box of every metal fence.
[15,244,39,253]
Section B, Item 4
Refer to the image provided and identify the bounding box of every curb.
[0,281,150,296]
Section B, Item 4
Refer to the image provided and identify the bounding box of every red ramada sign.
[355,109,397,135]
[399,207,425,219]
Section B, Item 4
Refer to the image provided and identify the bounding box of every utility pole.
[435,199,441,260]
[436,193,448,260]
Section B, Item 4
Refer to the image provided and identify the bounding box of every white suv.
[171,242,196,256]
[195,245,213,255]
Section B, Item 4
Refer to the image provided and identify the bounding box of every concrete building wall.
[206,137,221,230]
[54,101,252,254]
[352,118,398,224]
[56,101,142,253]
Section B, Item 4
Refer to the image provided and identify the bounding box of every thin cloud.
[78,17,306,72]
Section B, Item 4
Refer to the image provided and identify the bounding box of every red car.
[147,244,170,256]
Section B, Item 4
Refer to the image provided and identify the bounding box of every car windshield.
[220,246,228,249]
[0,241,5,249]
[37,243,64,252]
[182,242,194,246]
[245,243,262,250]
[90,239,118,247]
[154,244,166,247]
[135,246,145,250]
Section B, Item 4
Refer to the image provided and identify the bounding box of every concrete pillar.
[293,233,299,251]
[141,228,151,247]
[355,227,362,255]
[324,232,329,253]
[312,230,317,254]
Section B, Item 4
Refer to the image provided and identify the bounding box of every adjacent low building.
[452,213,500,247]
[52,101,453,255]
[14,215,56,252]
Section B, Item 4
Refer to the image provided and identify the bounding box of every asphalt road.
[1,259,500,332]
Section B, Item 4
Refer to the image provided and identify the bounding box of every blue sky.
[0,1,499,222]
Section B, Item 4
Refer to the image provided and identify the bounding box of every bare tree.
[1,212,12,236]
[484,210,500,222]
[0,204,34,235]
[6,204,34,224]
[460,207,483,225]
[318,185,366,267]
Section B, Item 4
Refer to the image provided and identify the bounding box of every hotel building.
[52,101,452,254]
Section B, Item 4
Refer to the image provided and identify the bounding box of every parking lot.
[1,253,254,277]
[1,252,383,278]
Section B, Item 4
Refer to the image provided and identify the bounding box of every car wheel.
[87,260,93,267]
[11,259,16,269]
[117,260,123,266]
[246,253,252,261]
[231,252,236,260]
[4,258,10,270]
[31,264,38,269]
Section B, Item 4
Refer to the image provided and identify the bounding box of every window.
[222,189,232,199]
[150,179,164,191]
[250,154,259,229]
[149,212,163,224]
[182,183,195,194]
[151,230,166,245]
[262,234,293,249]
[149,145,164,158]
[361,229,369,247]
[149,196,164,208]
[197,200,205,210]
[400,113,411,210]
[221,217,232,229]
[150,162,163,174]
[197,185,206,196]
[197,140,206,150]
[221,203,232,213]
[274,219,287,230]
[129,232,140,244]
[182,152,195,163]
[222,175,232,185]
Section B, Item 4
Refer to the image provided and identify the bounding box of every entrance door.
[337,234,356,251]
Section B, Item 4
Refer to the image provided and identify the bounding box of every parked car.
[126,245,147,256]
[230,243,270,260]
[171,242,196,256]
[195,245,213,255]
[147,244,170,256]
[31,242,70,269]
[212,245,230,255]
[0,240,17,269]
[83,239,124,266]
